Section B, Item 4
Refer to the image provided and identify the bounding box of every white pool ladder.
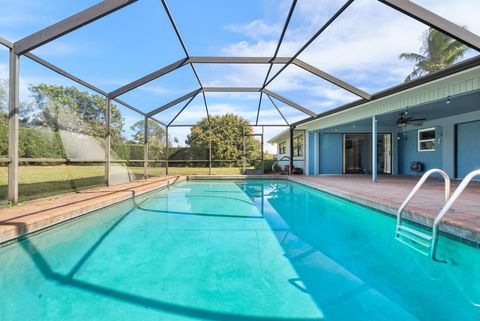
[272,156,291,174]
[396,168,480,262]
[395,169,450,261]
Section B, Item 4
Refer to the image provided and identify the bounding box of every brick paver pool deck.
[290,175,480,245]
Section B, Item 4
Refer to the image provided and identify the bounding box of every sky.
[0,0,479,152]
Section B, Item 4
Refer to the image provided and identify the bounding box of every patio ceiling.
[316,89,480,130]
[373,90,480,127]
[2,0,480,127]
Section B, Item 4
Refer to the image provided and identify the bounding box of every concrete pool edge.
[0,176,186,245]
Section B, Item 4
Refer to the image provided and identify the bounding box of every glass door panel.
[343,134,392,174]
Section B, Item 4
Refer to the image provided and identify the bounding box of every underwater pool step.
[395,235,430,256]
[397,225,432,240]
[395,229,431,248]
[395,223,434,255]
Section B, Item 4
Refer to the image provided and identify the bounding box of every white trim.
[417,127,436,152]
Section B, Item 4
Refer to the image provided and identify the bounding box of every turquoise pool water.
[0,180,479,321]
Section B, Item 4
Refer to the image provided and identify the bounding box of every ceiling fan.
[396,112,426,128]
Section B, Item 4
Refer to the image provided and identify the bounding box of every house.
[269,58,480,180]
[267,129,305,172]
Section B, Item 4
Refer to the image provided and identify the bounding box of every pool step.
[395,225,432,256]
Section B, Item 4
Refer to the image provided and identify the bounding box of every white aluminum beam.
[23,53,146,116]
[150,116,167,127]
[266,94,289,125]
[147,89,201,117]
[263,0,354,89]
[293,59,371,100]
[14,0,138,55]
[8,50,19,204]
[202,87,261,93]
[109,57,189,98]
[0,37,12,48]
[263,89,316,117]
[189,57,290,64]
[25,53,108,96]
[111,98,145,116]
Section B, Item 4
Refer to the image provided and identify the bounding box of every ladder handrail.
[432,169,480,239]
[272,156,290,173]
[397,169,451,226]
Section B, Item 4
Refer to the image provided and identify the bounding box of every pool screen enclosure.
[1,0,480,204]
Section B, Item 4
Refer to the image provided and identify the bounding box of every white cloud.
[221,40,276,57]
[204,92,260,101]
[138,84,170,95]
[218,0,480,114]
[197,64,270,87]
[226,20,281,40]
[33,42,82,57]
[414,0,480,35]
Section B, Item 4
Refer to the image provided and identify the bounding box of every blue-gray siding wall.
[399,110,480,178]
[398,127,443,175]
[318,134,343,174]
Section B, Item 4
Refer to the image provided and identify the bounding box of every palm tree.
[400,28,468,82]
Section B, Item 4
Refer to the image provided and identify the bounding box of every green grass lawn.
[0,165,248,203]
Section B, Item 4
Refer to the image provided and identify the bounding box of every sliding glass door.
[343,134,392,174]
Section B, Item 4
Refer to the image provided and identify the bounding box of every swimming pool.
[0,179,478,320]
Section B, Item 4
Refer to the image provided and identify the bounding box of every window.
[418,128,436,152]
[279,141,287,154]
[293,134,304,157]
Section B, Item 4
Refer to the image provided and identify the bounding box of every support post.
[243,128,246,174]
[105,97,111,186]
[208,125,212,175]
[165,126,169,175]
[8,50,19,204]
[372,115,377,183]
[314,132,319,175]
[144,116,148,180]
[261,126,265,173]
[289,126,295,175]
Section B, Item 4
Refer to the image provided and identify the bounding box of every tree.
[186,114,260,165]
[400,28,468,82]
[29,84,124,143]
[0,78,6,115]
[130,119,166,144]
[0,78,34,125]
[130,119,167,160]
